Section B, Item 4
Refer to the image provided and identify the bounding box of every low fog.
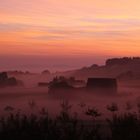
[0,80,140,120]
[0,57,140,119]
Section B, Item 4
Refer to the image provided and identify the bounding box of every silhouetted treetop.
[106,57,140,66]
[0,72,22,87]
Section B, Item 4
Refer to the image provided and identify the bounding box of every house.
[86,78,117,93]
[38,82,49,87]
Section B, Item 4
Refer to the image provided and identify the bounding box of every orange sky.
[0,0,140,71]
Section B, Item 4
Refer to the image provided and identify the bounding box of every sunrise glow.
[0,0,140,71]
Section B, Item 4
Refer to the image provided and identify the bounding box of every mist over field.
[0,57,140,120]
[0,85,140,120]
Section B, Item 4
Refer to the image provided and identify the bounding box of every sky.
[0,0,140,72]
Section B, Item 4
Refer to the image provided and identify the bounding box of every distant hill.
[55,57,140,81]
[2,57,140,87]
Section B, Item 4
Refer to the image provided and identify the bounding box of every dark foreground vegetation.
[1,101,140,140]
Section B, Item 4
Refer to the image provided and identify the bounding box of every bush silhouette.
[1,102,140,140]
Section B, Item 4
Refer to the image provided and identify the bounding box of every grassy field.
[0,100,140,140]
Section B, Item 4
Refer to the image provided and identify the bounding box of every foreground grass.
[0,101,140,140]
